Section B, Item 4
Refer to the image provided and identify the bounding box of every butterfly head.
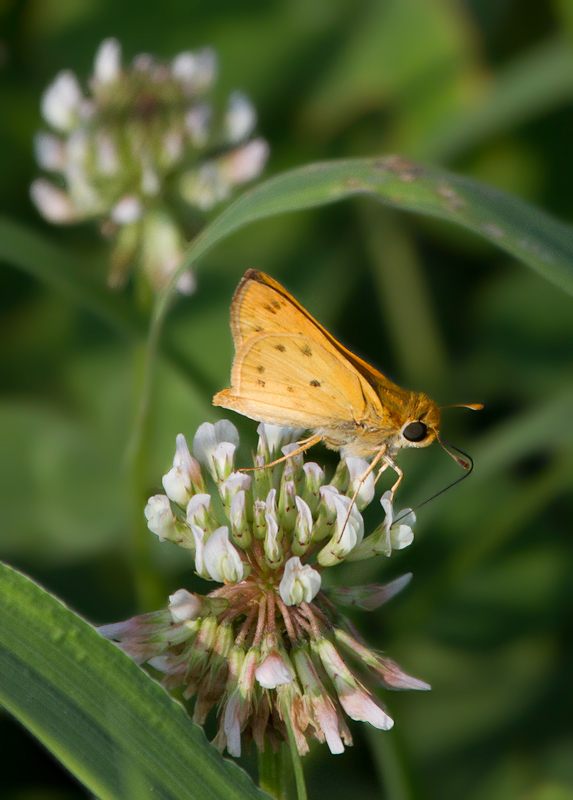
[398,393,441,450]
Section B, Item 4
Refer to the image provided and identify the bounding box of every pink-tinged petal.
[314,697,344,755]
[223,694,242,757]
[337,684,394,730]
[30,179,77,224]
[221,138,269,185]
[372,657,431,691]
[255,653,294,689]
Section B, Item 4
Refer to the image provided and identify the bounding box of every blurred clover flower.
[31,38,269,293]
[100,421,428,757]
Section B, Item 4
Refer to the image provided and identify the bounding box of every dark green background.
[2,0,573,798]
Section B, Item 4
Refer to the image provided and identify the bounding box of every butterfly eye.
[403,421,428,442]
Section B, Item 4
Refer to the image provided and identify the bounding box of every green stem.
[284,717,308,800]
[258,746,288,799]
[128,272,165,610]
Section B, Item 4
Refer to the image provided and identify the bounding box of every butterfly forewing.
[227,332,374,430]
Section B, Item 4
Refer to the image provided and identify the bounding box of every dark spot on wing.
[264,303,277,314]
[257,365,265,373]
[310,380,321,387]
[257,379,266,387]
[252,325,263,332]
[287,386,294,393]
[271,300,281,310]
[275,344,286,352]
[301,345,312,357]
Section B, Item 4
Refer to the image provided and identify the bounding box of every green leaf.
[161,155,573,319]
[0,562,268,800]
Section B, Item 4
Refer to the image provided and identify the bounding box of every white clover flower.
[30,179,77,223]
[380,491,416,555]
[41,70,83,131]
[193,420,240,478]
[32,40,268,293]
[33,133,66,172]
[225,91,257,143]
[144,494,177,541]
[219,138,269,185]
[103,423,427,760]
[203,527,244,584]
[111,195,142,224]
[169,589,203,622]
[345,456,375,509]
[93,38,122,85]
[279,557,321,606]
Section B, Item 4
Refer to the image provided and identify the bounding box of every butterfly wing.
[214,270,405,433]
[215,332,375,430]
[228,270,411,407]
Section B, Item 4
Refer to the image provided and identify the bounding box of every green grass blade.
[157,156,573,324]
[0,562,268,800]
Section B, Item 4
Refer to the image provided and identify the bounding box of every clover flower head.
[31,38,269,293]
[101,421,425,757]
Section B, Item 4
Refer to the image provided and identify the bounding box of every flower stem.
[258,746,288,799]
[284,717,308,800]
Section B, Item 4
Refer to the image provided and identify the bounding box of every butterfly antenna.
[440,403,484,411]
[392,438,475,523]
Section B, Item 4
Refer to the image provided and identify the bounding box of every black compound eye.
[403,421,428,442]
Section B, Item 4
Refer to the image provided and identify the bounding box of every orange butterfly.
[214,269,481,496]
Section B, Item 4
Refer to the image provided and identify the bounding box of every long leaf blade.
[157,155,573,324]
[0,562,268,800]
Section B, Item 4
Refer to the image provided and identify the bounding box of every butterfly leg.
[379,455,403,500]
[336,448,387,542]
[241,433,323,472]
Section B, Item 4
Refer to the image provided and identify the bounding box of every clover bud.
[291,496,313,556]
[229,490,251,548]
[264,512,283,568]
[41,70,83,131]
[302,461,325,514]
[278,479,297,531]
[311,485,340,542]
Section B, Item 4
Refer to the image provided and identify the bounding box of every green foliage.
[0,562,268,800]
[1,1,573,799]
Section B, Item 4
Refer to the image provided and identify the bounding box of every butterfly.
[213,269,481,498]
